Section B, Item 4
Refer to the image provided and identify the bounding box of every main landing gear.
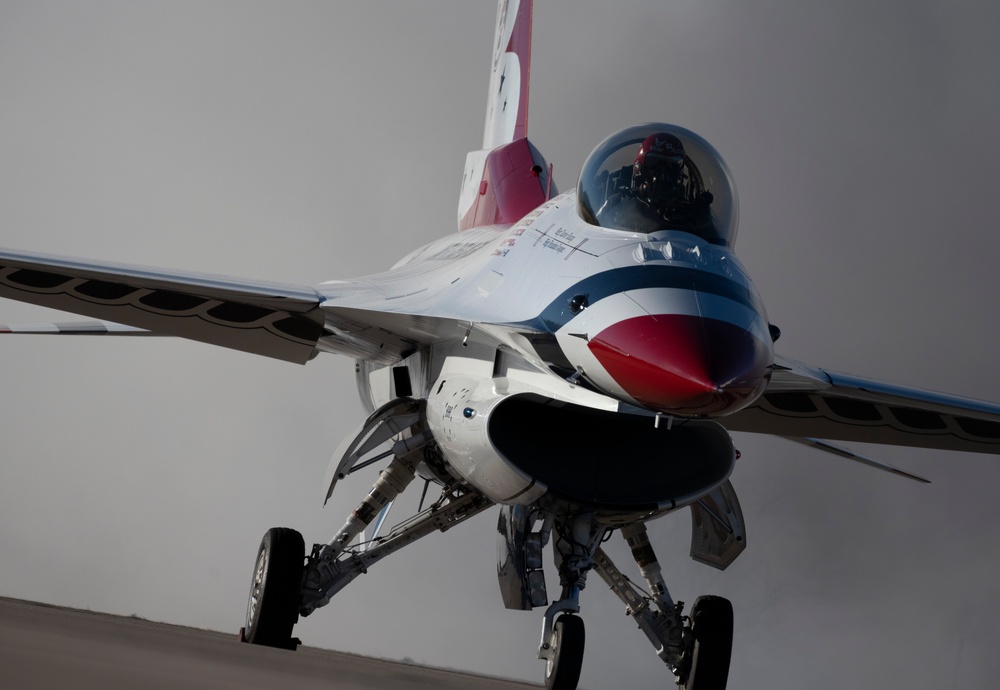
[239,527,304,650]
[684,596,734,690]
[239,409,494,657]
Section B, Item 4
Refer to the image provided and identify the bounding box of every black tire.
[684,596,733,690]
[244,527,305,649]
[544,614,585,690]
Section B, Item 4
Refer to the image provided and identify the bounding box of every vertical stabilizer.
[483,0,532,149]
[458,0,554,231]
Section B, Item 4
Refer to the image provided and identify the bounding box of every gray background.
[1,2,999,688]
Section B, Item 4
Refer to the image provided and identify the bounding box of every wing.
[721,354,1000,455]
[0,320,155,335]
[0,247,325,364]
[0,247,475,366]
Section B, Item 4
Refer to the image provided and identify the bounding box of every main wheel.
[684,595,733,690]
[244,527,305,649]
[544,614,585,690]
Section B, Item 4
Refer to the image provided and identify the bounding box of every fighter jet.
[2,2,998,688]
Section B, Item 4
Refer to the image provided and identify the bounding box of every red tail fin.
[458,0,554,231]
[483,0,533,148]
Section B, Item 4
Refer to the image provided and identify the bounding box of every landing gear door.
[689,480,747,570]
[497,505,548,610]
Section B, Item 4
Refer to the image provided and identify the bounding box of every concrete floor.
[0,597,541,690]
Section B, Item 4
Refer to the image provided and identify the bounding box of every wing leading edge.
[0,248,476,367]
[721,355,1000,456]
[0,247,325,364]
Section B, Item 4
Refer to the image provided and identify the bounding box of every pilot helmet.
[632,133,687,204]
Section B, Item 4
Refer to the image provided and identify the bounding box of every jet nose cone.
[588,314,771,416]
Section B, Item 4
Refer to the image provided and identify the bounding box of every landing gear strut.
[592,524,734,689]
[240,403,494,660]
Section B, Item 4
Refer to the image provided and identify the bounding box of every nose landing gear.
[535,514,602,689]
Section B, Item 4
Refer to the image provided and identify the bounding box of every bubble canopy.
[576,123,739,247]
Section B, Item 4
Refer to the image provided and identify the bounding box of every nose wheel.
[544,614,585,690]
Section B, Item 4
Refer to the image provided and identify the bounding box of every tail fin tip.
[483,0,534,149]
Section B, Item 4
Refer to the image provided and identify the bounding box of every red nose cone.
[588,314,770,416]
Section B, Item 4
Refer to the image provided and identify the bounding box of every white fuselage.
[337,191,773,514]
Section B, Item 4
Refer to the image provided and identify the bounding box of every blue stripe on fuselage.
[510,265,764,333]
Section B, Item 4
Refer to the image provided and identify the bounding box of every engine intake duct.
[490,394,735,511]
